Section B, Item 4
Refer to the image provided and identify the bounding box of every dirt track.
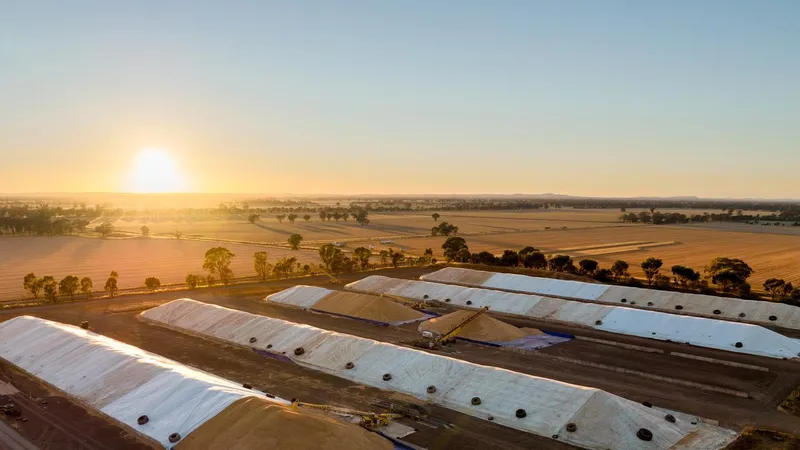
[1,266,800,448]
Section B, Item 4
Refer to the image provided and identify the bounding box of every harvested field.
[112,211,632,248]
[312,290,428,324]
[0,236,320,301]
[574,241,677,255]
[418,310,527,342]
[394,226,800,287]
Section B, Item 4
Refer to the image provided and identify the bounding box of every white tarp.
[0,315,289,448]
[422,267,800,330]
[266,285,331,309]
[345,276,800,359]
[141,299,735,450]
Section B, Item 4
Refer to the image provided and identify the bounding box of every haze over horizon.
[2,1,798,198]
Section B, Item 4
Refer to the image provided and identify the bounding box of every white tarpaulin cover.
[346,276,800,360]
[0,316,290,448]
[268,285,332,309]
[141,299,735,450]
[422,267,800,330]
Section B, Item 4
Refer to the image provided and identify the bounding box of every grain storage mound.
[142,299,737,450]
[419,310,527,342]
[0,315,391,450]
[267,286,428,325]
[177,397,391,450]
[347,276,800,360]
[422,267,800,331]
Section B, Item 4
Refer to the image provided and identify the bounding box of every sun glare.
[128,147,187,193]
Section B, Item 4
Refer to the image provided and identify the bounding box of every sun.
[128,147,187,193]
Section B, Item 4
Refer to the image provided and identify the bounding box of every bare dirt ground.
[1,267,799,449]
[0,364,151,450]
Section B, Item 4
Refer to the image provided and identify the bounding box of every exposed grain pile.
[418,310,527,342]
[176,397,392,450]
[313,290,427,324]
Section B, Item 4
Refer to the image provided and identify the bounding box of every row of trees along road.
[23,271,120,302]
[440,237,800,305]
[245,208,371,226]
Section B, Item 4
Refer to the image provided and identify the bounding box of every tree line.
[245,207,371,226]
[438,237,800,305]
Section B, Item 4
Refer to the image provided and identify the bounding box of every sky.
[1,1,798,198]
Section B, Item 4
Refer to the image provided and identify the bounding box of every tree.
[105,272,119,297]
[432,222,459,236]
[432,213,440,222]
[378,250,389,266]
[247,214,261,224]
[23,273,43,299]
[253,251,270,281]
[318,244,345,273]
[273,256,298,278]
[578,259,599,276]
[519,246,538,257]
[318,210,328,221]
[521,251,547,269]
[499,250,519,267]
[80,277,93,297]
[186,274,200,289]
[455,247,471,263]
[423,248,434,263]
[42,276,58,302]
[203,247,236,285]
[442,237,468,262]
[671,265,701,288]
[332,212,342,222]
[640,257,664,285]
[303,214,311,222]
[140,225,150,236]
[763,278,787,301]
[287,213,298,224]
[653,274,672,288]
[595,268,612,281]
[144,277,161,291]
[95,223,114,237]
[174,230,183,240]
[276,214,286,224]
[354,209,370,226]
[391,251,405,267]
[781,282,794,300]
[610,260,629,281]
[474,251,498,265]
[287,234,303,250]
[548,255,574,272]
[705,257,753,293]
[353,247,372,270]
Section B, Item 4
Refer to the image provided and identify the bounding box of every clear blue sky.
[1,1,798,197]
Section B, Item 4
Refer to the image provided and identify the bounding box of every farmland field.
[109,211,626,245]
[386,224,800,288]
[0,236,320,300]
[4,208,798,300]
